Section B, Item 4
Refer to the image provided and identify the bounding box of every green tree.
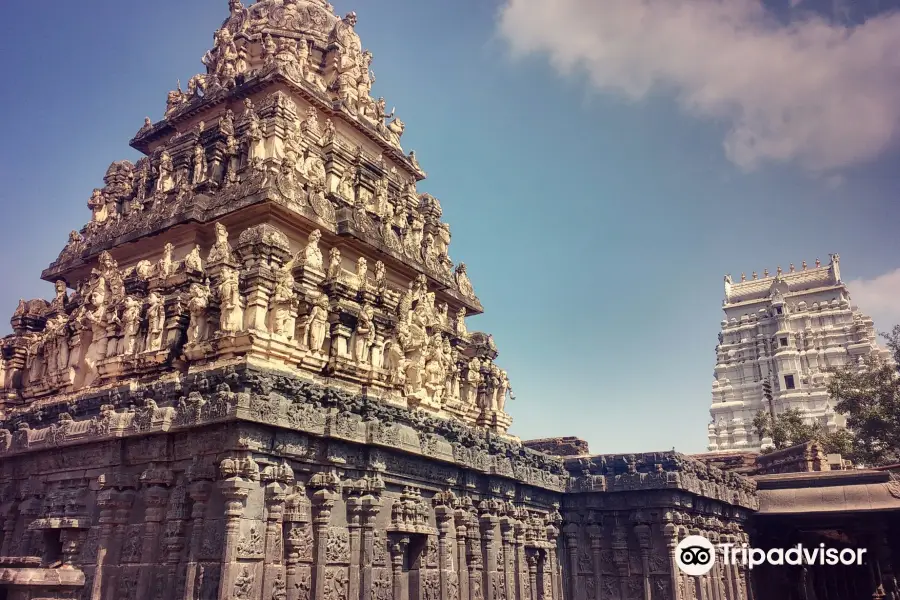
[753,408,850,454]
[826,325,900,466]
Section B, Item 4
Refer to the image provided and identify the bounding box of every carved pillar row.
[217,477,253,600]
[183,480,213,600]
[161,483,189,600]
[514,523,528,600]
[360,494,383,600]
[526,553,537,600]
[546,533,561,600]
[662,523,681,600]
[467,517,483,600]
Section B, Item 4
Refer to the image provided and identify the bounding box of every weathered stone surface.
[523,437,590,457]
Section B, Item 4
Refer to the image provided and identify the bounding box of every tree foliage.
[752,408,853,456]
[825,325,900,466]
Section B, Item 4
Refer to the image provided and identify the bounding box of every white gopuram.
[707,255,891,452]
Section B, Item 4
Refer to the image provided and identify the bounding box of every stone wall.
[0,365,568,600]
[561,453,758,600]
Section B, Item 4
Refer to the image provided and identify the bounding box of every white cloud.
[848,268,900,331]
[496,0,900,172]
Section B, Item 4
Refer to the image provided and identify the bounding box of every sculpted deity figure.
[262,34,278,68]
[165,82,187,117]
[301,107,321,137]
[352,303,376,363]
[422,233,440,270]
[295,37,311,80]
[386,118,405,147]
[220,108,235,136]
[81,301,109,384]
[330,12,362,60]
[192,144,207,185]
[408,150,421,171]
[463,358,481,405]
[337,168,356,203]
[404,216,424,259]
[455,307,467,338]
[269,260,297,336]
[296,229,324,271]
[437,303,449,327]
[187,282,212,344]
[135,260,153,280]
[88,189,109,224]
[145,292,166,352]
[50,280,68,313]
[326,247,342,280]
[373,177,389,216]
[156,151,175,193]
[207,222,235,264]
[243,99,263,166]
[233,567,254,600]
[496,369,511,412]
[303,155,327,188]
[184,244,204,273]
[120,296,142,355]
[134,157,151,201]
[157,243,175,279]
[374,261,386,292]
[41,315,66,374]
[356,256,368,286]
[300,294,329,353]
[217,267,244,333]
[322,118,336,145]
[454,263,474,298]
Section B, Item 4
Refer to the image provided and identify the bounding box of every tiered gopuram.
[708,257,891,452]
[0,2,756,599]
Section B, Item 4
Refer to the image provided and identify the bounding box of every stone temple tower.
[707,257,891,453]
[0,3,758,600]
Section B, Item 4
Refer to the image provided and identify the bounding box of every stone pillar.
[360,494,384,600]
[455,511,470,600]
[183,480,212,600]
[514,520,528,600]
[0,501,17,557]
[161,485,189,600]
[347,496,363,600]
[391,536,410,600]
[311,483,338,600]
[588,522,604,600]
[106,487,136,600]
[527,553,538,600]
[662,523,681,600]
[500,516,515,600]
[217,477,254,600]
[283,485,312,600]
[634,523,652,600]
[481,510,499,600]
[467,517,483,600]
[136,482,171,600]
[546,528,561,600]
[263,482,288,600]
[708,532,722,600]
[90,490,118,600]
[435,502,455,600]
[563,524,579,600]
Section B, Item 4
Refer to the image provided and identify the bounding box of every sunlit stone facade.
[707,256,891,452]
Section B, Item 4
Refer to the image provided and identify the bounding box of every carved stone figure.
[455,307,467,338]
[192,143,207,185]
[187,283,212,344]
[454,263,474,298]
[88,189,109,224]
[299,294,329,354]
[337,168,356,203]
[301,107,321,137]
[322,118,336,145]
[269,260,298,337]
[297,229,324,271]
[145,292,166,352]
[120,296,142,355]
[157,243,175,279]
[156,151,175,193]
[217,267,243,333]
[356,257,367,286]
[352,303,375,363]
[374,261,386,292]
[327,247,342,280]
[184,244,204,273]
[207,223,235,264]
[243,99,263,166]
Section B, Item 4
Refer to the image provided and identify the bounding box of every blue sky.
[2,0,900,454]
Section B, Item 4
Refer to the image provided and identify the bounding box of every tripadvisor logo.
[676,535,716,576]
[675,535,869,576]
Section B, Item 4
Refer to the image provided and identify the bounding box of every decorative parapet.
[522,437,589,457]
[564,452,759,510]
